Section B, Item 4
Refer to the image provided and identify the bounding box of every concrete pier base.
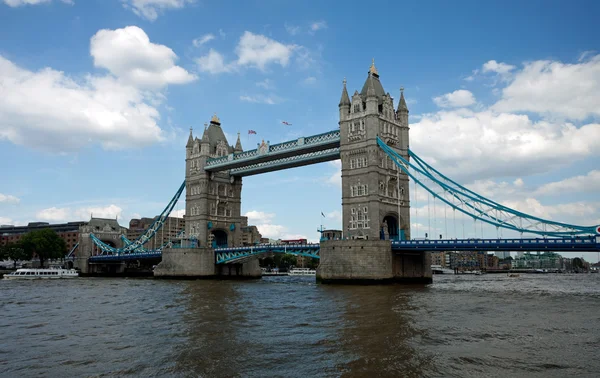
[153,247,216,278]
[316,240,432,284]
[217,259,262,279]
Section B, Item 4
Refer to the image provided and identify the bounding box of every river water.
[1,274,599,377]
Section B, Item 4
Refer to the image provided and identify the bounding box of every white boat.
[3,268,79,279]
[288,268,316,276]
[431,265,455,275]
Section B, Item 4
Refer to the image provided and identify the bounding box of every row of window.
[190,185,201,195]
[349,120,365,133]
[349,157,368,169]
[350,184,369,197]
[349,207,370,229]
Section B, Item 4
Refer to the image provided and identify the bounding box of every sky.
[0,0,599,261]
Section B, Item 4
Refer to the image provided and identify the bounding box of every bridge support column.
[153,247,216,278]
[217,258,261,279]
[317,240,432,284]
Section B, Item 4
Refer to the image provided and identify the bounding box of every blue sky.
[1,0,599,260]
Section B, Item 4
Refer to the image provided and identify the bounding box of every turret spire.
[201,123,209,142]
[397,86,409,113]
[369,58,378,76]
[339,77,350,106]
[234,131,243,152]
[186,127,194,148]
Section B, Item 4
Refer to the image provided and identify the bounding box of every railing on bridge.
[391,236,600,252]
[215,243,321,264]
[204,130,340,173]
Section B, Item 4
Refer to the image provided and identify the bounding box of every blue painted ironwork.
[66,242,79,258]
[90,181,186,255]
[392,236,600,252]
[229,147,340,176]
[377,137,600,237]
[215,244,321,264]
[89,251,162,262]
[205,130,340,173]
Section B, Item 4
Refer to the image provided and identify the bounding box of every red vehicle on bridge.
[280,238,308,245]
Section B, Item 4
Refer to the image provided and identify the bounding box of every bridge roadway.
[87,236,600,263]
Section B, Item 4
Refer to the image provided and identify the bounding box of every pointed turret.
[186,127,194,148]
[397,87,409,113]
[200,123,210,156]
[234,132,243,152]
[339,77,350,106]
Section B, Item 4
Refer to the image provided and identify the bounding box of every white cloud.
[302,76,317,85]
[0,26,197,153]
[235,31,296,70]
[196,31,298,74]
[255,224,286,239]
[256,79,274,89]
[244,210,275,224]
[171,209,185,218]
[325,210,342,225]
[493,55,600,120]
[482,60,516,75]
[0,193,20,204]
[239,94,279,105]
[36,204,122,222]
[195,49,233,74]
[0,56,165,152]
[309,21,327,32]
[411,110,600,181]
[0,216,13,225]
[91,26,197,89]
[433,89,476,108]
[535,170,600,196]
[122,0,194,21]
[284,23,301,36]
[3,0,72,6]
[322,160,341,187]
[192,33,215,47]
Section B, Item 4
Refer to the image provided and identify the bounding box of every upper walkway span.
[204,130,340,176]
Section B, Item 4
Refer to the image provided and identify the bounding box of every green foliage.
[3,242,30,269]
[20,229,67,268]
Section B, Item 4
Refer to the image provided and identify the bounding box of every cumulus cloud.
[243,210,297,239]
[196,31,298,74]
[0,216,13,225]
[91,26,197,89]
[239,94,280,105]
[0,56,164,152]
[322,160,341,187]
[493,55,600,120]
[3,0,72,6]
[244,210,275,224]
[122,0,194,21]
[36,204,122,222]
[0,26,195,153]
[192,33,214,47]
[433,89,476,108]
[171,209,185,218]
[482,60,516,75]
[411,109,600,181]
[196,49,233,74]
[0,193,20,204]
[535,170,600,196]
[309,21,327,32]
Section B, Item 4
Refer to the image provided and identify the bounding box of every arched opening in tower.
[211,230,228,248]
[382,215,399,241]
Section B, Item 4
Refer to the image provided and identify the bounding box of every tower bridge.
[74,60,600,283]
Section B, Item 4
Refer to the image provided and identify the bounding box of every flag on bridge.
[248,130,257,135]
[321,212,325,217]
[282,121,292,126]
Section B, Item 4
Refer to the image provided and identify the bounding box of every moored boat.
[3,268,79,279]
[431,265,455,275]
[288,268,316,276]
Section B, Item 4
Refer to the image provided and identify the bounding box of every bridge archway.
[211,229,228,248]
[382,214,398,241]
[101,240,117,248]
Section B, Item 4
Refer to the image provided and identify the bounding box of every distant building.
[0,221,85,254]
[431,251,446,267]
[495,251,511,259]
[128,216,185,248]
[321,229,343,241]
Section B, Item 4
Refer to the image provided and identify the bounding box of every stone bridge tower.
[74,218,127,274]
[184,114,244,248]
[338,60,411,241]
